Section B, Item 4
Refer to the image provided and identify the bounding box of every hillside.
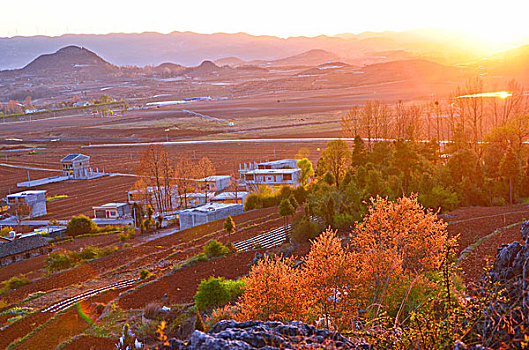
[262,49,342,67]
[19,45,116,76]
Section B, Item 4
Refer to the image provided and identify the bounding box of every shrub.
[195,308,206,331]
[139,268,152,280]
[0,226,14,237]
[179,253,208,269]
[76,246,99,260]
[66,215,97,237]
[143,302,162,320]
[203,240,230,258]
[1,275,30,294]
[291,217,320,243]
[194,277,245,311]
[46,251,78,273]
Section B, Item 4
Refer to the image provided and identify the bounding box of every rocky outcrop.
[159,320,359,349]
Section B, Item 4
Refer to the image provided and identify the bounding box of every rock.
[159,320,358,349]
[520,221,529,243]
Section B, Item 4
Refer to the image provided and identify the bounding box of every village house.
[238,159,301,189]
[0,235,51,267]
[179,192,213,208]
[93,202,130,219]
[179,202,243,230]
[127,185,179,209]
[61,153,91,179]
[242,168,301,189]
[195,175,231,193]
[6,190,47,218]
[211,191,250,205]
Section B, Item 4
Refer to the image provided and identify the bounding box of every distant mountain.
[482,44,529,82]
[260,49,342,67]
[181,60,231,78]
[215,56,247,67]
[0,30,491,70]
[151,62,186,76]
[19,45,116,76]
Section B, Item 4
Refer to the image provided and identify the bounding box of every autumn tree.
[303,229,358,330]
[197,157,215,202]
[8,201,31,230]
[317,140,350,186]
[297,158,314,185]
[174,156,196,209]
[236,255,304,322]
[23,96,32,109]
[135,145,175,214]
[351,195,450,315]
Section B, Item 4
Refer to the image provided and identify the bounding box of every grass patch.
[46,246,119,273]
[46,195,68,202]
[0,275,31,295]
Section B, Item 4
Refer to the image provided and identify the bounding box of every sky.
[3,0,529,48]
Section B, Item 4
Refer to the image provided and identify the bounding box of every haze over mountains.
[0,29,501,70]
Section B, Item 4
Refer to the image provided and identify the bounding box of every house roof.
[212,191,249,200]
[93,202,128,209]
[245,168,300,175]
[61,154,90,163]
[258,159,298,166]
[0,235,49,259]
[6,190,47,198]
[180,202,240,214]
[197,176,231,182]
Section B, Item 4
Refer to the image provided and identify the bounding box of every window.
[284,174,292,181]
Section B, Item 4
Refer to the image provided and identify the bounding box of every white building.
[242,168,301,190]
[93,203,130,219]
[179,202,243,230]
[61,154,91,179]
[195,176,231,193]
[6,190,47,218]
[211,191,250,205]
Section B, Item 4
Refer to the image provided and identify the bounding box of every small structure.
[257,159,299,170]
[6,190,47,218]
[179,202,243,230]
[61,153,91,179]
[128,185,179,209]
[0,235,51,267]
[211,191,250,205]
[73,101,90,107]
[195,176,231,193]
[179,193,213,208]
[33,225,66,239]
[242,168,301,190]
[93,203,130,219]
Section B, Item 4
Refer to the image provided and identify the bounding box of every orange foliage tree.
[235,195,452,330]
[302,229,359,330]
[236,255,304,322]
[351,195,451,316]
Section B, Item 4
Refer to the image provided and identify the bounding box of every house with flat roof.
[242,168,301,190]
[211,191,250,205]
[257,159,298,169]
[128,185,179,210]
[61,154,91,179]
[0,235,51,267]
[195,176,231,193]
[179,202,243,230]
[6,190,47,218]
[93,203,130,219]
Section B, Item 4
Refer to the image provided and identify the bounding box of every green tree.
[297,158,314,185]
[499,147,521,204]
[66,215,97,237]
[392,139,420,193]
[223,216,235,244]
[278,198,295,226]
[318,140,350,186]
[351,135,367,167]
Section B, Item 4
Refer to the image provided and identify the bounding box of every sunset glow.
[456,91,513,99]
[1,0,528,51]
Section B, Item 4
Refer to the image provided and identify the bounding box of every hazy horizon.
[3,0,529,51]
